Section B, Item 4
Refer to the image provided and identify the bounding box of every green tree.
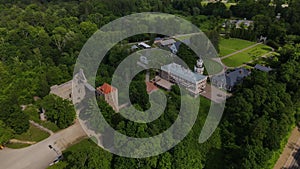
[40,94,75,129]
[0,120,13,145]
[79,21,97,38]
[129,80,150,111]
[7,110,30,135]
[157,152,172,169]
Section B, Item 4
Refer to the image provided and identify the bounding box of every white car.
[49,159,59,166]
[49,155,63,166]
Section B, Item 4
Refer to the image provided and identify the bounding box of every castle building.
[211,68,250,91]
[160,63,207,97]
[50,69,95,105]
[96,83,119,112]
[194,58,204,75]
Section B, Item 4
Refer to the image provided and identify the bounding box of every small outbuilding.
[254,64,272,72]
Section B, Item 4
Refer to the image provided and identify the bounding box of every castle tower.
[194,58,204,75]
[97,83,119,112]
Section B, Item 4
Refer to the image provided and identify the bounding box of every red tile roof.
[146,82,158,94]
[97,83,116,94]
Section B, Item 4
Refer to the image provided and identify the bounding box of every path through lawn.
[221,44,273,67]
[219,38,256,57]
[6,124,50,149]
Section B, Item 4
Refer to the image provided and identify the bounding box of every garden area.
[221,44,273,67]
[219,38,256,57]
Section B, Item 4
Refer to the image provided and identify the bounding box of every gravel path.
[9,139,36,145]
[29,120,54,135]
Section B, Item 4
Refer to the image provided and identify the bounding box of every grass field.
[24,105,60,132]
[219,38,256,57]
[63,139,97,153]
[6,143,29,149]
[40,121,60,132]
[204,59,224,74]
[14,124,50,142]
[221,44,273,67]
[6,124,50,149]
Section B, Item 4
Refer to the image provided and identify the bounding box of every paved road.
[284,133,300,169]
[200,84,230,104]
[0,120,87,169]
[274,127,300,169]
[286,148,300,169]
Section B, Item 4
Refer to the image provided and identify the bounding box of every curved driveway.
[0,120,87,169]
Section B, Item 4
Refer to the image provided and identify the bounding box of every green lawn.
[204,59,224,74]
[6,124,50,149]
[24,105,60,132]
[221,44,273,67]
[14,124,50,142]
[6,143,29,149]
[40,121,60,132]
[219,38,256,57]
[63,139,98,153]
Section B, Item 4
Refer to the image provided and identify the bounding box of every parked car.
[49,155,63,166]
[49,159,59,166]
[57,155,63,160]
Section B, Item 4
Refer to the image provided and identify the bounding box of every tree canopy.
[38,94,76,129]
[0,0,299,168]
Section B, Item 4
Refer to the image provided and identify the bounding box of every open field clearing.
[219,38,256,57]
[6,124,50,149]
[221,44,273,67]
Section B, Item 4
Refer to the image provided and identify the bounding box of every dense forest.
[0,0,299,169]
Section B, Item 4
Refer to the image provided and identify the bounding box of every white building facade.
[160,63,207,96]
